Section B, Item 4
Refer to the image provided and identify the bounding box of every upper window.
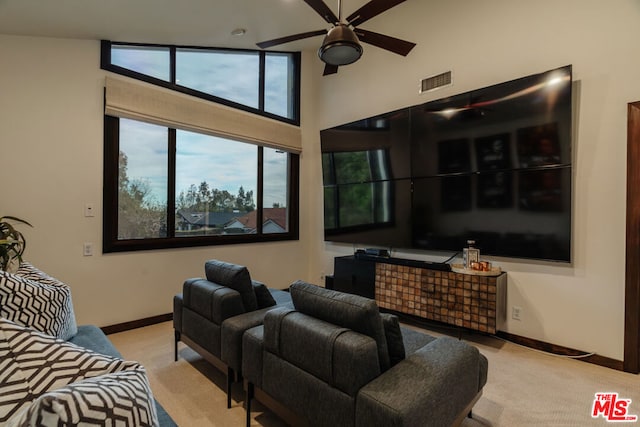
[101,40,300,125]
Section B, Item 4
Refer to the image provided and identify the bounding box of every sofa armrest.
[356,336,486,427]
[242,325,265,388]
[173,293,183,333]
[221,307,274,372]
[183,278,245,324]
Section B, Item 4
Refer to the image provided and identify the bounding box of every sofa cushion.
[252,280,276,309]
[10,369,158,427]
[380,313,405,366]
[0,318,158,426]
[0,264,77,340]
[289,280,390,371]
[205,260,258,312]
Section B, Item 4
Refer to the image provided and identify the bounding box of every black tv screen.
[321,65,572,262]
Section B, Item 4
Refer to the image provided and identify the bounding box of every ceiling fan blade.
[323,63,339,76]
[257,29,327,49]
[303,0,339,24]
[355,28,416,56]
[347,0,407,27]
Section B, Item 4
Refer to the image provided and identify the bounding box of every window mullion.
[167,128,177,237]
[257,146,264,235]
[259,52,266,113]
[170,47,176,84]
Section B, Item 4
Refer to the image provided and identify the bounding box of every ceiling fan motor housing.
[318,23,362,66]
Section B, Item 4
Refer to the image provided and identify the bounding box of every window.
[101,41,300,125]
[102,40,301,252]
[104,117,299,252]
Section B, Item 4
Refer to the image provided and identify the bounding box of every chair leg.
[245,382,254,427]
[227,367,234,409]
[174,330,180,362]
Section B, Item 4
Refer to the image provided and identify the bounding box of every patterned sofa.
[173,259,292,407]
[0,262,175,426]
[243,281,488,427]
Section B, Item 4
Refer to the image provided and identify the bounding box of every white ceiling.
[0,0,412,53]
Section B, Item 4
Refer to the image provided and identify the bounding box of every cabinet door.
[333,257,376,299]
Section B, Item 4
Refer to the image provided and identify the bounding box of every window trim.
[103,116,300,253]
[100,40,301,126]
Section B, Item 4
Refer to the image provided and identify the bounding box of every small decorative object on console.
[463,240,480,268]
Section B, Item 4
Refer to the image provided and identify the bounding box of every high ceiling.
[0,0,411,53]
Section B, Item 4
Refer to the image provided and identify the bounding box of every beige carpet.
[109,321,640,426]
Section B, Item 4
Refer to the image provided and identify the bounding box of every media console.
[331,255,506,334]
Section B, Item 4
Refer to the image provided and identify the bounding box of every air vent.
[420,71,452,94]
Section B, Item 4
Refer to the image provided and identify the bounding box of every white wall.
[308,0,640,361]
[0,35,317,327]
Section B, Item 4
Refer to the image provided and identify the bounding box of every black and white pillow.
[9,370,158,427]
[0,318,158,426]
[0,262,77,340]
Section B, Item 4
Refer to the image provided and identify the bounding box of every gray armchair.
[173,259,292,407]
[243,280,488,427]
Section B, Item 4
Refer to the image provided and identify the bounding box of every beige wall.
[310,0,640,361]
[1,0,638,362]
[0,35,316,327]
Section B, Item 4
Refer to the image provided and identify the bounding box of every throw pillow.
[0,263,77,340]
[252,280,276,309]
[9,370,158,427]
[289,280,390,371]
[0,318,158,426]
[204,259,258,312]
[380,313,406,366]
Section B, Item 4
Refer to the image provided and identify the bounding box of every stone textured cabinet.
[333,255,506,334]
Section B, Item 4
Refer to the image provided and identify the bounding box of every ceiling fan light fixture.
[318,24,362,66]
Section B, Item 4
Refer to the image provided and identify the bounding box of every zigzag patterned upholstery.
[0,318,159,426]
[0,262,77,340]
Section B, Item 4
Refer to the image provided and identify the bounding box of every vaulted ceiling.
[0,0,413,53]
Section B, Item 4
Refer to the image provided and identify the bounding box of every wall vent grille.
[420,71,452,94]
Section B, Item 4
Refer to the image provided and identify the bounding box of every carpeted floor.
[109,321,640,426]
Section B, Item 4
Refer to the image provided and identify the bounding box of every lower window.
[104,117,299,252]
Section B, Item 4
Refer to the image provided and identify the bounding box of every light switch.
[84,203,95,217]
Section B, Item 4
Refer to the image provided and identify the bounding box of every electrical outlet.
[83,242,93,256]
[512,306,522,321]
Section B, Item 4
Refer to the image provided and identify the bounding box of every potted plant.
[0,215,32,271]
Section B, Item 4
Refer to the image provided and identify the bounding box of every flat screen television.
[321,65,572,262]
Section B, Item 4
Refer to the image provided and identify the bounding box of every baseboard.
[101,313,173,335]
[389,310,626,372]
[495,331,625,372]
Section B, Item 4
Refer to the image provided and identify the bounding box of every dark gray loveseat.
[243,280,488,427]
[173,259,292,407]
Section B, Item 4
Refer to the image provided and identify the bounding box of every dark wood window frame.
[103,116,300,253]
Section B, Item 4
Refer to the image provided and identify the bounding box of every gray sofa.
[69,325,176,426]
[173,259,292,407]
[243,280,488,427]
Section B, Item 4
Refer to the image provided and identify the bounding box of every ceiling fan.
[256,0,416,76]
